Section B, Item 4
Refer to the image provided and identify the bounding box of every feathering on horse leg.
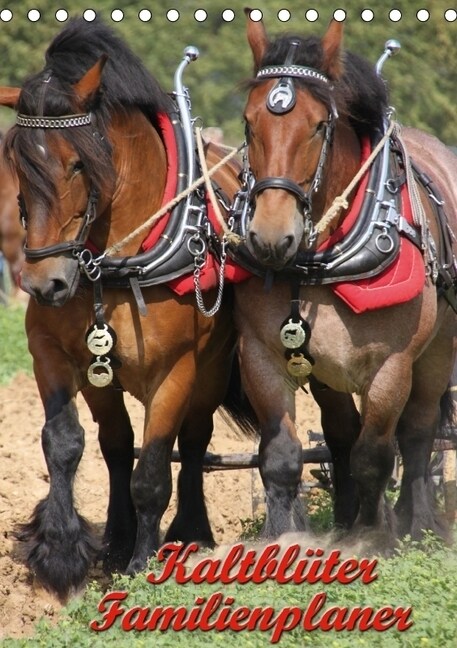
[237,343,306,536]
[349,363,413,546]
[82,386,137,574]
[258,419,306,536]
[16,397,97,600]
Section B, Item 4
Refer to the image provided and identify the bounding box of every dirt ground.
[0,372,322,640]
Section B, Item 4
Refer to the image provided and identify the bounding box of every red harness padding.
[88,113,252,293]
[317,139,425,313]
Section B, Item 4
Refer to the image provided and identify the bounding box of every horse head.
[0,20,170,306]
[0,59,114,305]
[243,12,386,269]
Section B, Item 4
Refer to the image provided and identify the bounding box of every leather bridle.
[247,62,337,247]
[15,111,100,261]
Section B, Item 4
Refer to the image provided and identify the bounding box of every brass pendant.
[86,324,115,356]
[87,356,113,388]
[287,353,313,385]
[280,319,307,349]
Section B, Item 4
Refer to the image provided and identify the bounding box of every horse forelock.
[247,33,389,140]
[4,73,114,212]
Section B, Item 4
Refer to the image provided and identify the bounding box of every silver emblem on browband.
[16,113,92,128]
[267,80,296,114]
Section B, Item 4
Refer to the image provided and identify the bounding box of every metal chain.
[193,237,228,317]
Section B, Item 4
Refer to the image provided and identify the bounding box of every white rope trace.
[315,119,396,234]
[195,127,243,246]
[104,138,243,257]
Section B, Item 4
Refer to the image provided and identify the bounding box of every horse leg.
[348,359,413,545]
[238,341,304,537]
[309,377,361,528]
[126,358,197,575]
[16,342,97,599]
[165,338,236,547]
[81,386,137,573]
[395,333,455,540]
[164,411,215,547]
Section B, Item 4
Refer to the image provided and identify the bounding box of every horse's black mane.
[19,18,171,122]
[5,18,172,208]
[251,33,389,140]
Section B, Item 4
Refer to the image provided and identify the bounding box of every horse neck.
[205,141,242,198]
[91,110,167,256]
[311,122,362,245]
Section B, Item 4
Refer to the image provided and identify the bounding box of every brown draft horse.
[0,149,23,294]
[0,20,242,599]
[233,14,457,547]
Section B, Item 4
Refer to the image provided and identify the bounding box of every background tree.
[0,0,455,145]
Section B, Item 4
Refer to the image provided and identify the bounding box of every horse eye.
[315,121,327,135]
[72,160,84,174]
[244,122,252,144]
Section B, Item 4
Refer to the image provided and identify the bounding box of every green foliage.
[0,1,455,143]
[239,513,266,540]
[307,489,335,534]
[0,303,31,383]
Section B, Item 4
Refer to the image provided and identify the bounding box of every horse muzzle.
[21,258,80,306]
[247,229,297,269]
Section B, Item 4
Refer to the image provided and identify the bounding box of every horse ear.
[0,87,21,109]
[321,20,344,79]
[245,7,268,71]
[73,55,108,107]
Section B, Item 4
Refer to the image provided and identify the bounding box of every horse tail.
[220,352,259,438]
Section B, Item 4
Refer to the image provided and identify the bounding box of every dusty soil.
[0,372,322,640]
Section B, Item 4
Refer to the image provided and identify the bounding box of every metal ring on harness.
[375,229,395,254]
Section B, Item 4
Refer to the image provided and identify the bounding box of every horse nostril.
[37,278,70,304]
[248,231,263,256]
[278,235,294,257]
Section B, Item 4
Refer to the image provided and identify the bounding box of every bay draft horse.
[0,19,243,599]
[233,14,457,547]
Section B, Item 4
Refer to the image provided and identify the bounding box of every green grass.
[0,303,32,384]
